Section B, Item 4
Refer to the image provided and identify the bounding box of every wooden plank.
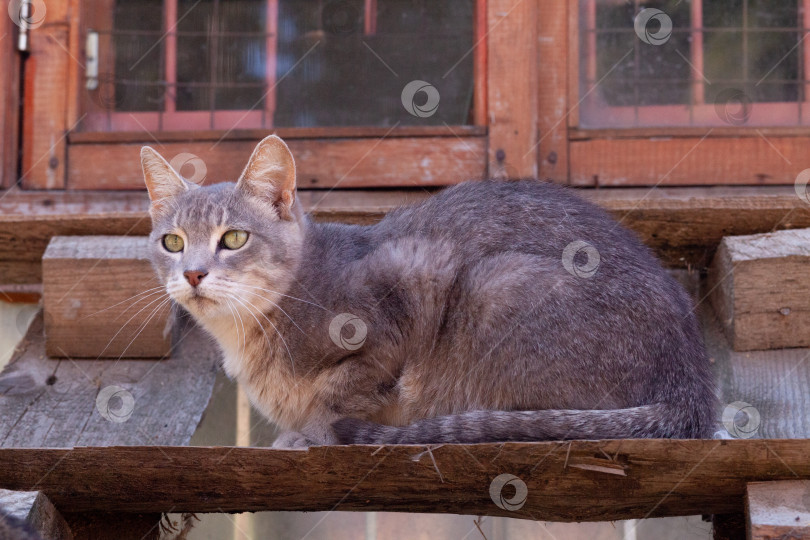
[0,489,74,540]
[42,236,171,358]
[536,0,569,183]
[487,0,538,178]
[570,137,810,186]
[0,440,810,519]
[21,0,72,190]
[3,186,810,285]
[67,137,487,189]
[67,126,487,144]
[708,228,810,351]
[0,311,219,447]
[1,14,21,189]
[746,481,810,540]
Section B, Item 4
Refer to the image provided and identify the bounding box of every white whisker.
[235,283,327,311]
[229,284,306,335]
[95,292,171,359]
[80,287,166,321]
[114,297,172,360]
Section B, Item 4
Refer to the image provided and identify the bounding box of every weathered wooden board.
[42,236,170,358]
[709,228,810,351]
[0,440,809,520]
[746,481,810,540]
[0,312,219,447]
[3,186,810,286]
[67,137,487,190]
[1,12,20,189]
[0,489,73,540]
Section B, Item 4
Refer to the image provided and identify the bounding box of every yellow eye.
[222,230,249,250]
[163,234,184,253]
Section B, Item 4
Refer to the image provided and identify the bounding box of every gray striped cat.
[141,135,715,448]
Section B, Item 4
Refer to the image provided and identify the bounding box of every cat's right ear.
[140,146,190,215]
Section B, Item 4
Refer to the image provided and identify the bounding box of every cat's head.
[140,135,305,323]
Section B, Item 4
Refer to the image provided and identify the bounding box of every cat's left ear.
[237,135,297,221]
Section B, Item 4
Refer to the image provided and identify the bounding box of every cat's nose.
[183,270,209,287]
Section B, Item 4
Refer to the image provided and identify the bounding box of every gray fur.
[144,142,716,446]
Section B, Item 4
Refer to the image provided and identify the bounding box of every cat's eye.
[221,230,249,250]
[163,234,184,253]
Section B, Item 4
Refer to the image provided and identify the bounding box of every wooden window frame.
[579,0,810,128]
[21,0,544,191]
[565,0,810,187]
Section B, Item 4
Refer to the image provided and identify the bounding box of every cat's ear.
[140,146,191,214]
[237,135,297,221]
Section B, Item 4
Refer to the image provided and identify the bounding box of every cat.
[141,135,716,448]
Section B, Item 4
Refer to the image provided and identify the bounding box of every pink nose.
[183,270,208,287]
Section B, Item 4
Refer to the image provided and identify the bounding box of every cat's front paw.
[272,430,312,449]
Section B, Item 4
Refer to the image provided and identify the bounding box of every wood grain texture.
[22,21,71,189]
[570,137,810,186]
[43,236,170,358]
[536,0,569,183]
[3,186,810,285]
[0,440,809,519]
[0,312,219,447]
[67,136,487,189]
[708,228,810,351]
[0,489,74,540]
[746,481,810,540]
[487,0,538,179]
[1,15,20,189]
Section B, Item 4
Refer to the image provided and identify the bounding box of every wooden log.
[0,440,810,520]
[42,236,170,358]
[0,489,73,540]
[708,228,810,351]
[746,481,810,540]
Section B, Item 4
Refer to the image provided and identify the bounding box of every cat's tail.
[331,403,710,444]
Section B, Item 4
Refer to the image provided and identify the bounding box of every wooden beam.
[67,137,487,189]
[1,13,21,189]
[0,440,809,519]
[708,228,810,351]
[21,0,73,189]
[570,137,810,186]
[536,0,569,183]
[746,481,810,540]
[487,0,538,179]
[42,236,171,358]
[2,186,810,285]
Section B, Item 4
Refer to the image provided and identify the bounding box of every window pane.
[80,0,476,131]
[579,0,806,128]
